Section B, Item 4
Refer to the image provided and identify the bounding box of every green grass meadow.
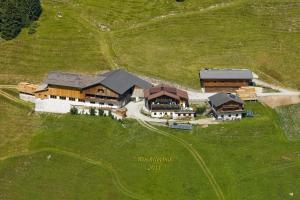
[0,0,299,89]
[277,103,300,140]
[0,95,299,199]
[0,1,299,199]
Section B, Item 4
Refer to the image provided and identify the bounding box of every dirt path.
[137,119,225,200]
[0,147,148,200]
[0,85,17,89]
[116,1,238,33]
[0,89,21,102]
[0,89,31,107]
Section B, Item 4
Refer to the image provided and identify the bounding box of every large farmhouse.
[199,69,254,93]
[144,84,195,119]
[209,93,244,120]
[19,69,152,113]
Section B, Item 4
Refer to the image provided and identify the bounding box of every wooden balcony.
[150,104,180,111]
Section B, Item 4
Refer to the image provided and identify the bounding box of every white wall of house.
[150,110,195,119]
[173,112,195,120]
[150,111,173,118]
[35,96,118,114]
[76,107,124,120]
[216,113,242,120]
[19,93,36,103]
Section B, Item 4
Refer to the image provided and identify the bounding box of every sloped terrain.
[0,102,299,199]
[0,0,299,89]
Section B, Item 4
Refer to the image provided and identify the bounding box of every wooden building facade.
[200,69,253,93]
[19,69,152,110]
[209,93,245,120]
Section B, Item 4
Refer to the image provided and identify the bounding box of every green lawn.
[0,96,39,158]
[112,0,300,88]
[0,0,299,89]
[0,98,299,199]
[276,103,300,140]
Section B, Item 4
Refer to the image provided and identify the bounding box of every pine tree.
[0,0,42,40]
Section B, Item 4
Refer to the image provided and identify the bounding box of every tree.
[0,0,42,40]
[98,109,104,116]
[70,107,78,115]
[90,107,96,116]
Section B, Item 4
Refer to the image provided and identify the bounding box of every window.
[69,97,75,101]
[59,96,66,100]
[78,99,85,102]
[154,112,157,116]
[236,114,239,117]
[50,95,57,99]
[221,115,224,118]
[99,102,104,105]
[228,114,231,117]
[90,101,95,104]
[108,103,113,107]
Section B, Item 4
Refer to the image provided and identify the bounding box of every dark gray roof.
[209,93,244,107]
[44,69,152,94]
[169,124,193,130]
[200,69,253,80]
[45,72,100,89]
[99,69,152,94]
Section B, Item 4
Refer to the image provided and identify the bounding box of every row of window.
[49,95,114,106]
[220,114,240,118]
[153,112,193,117]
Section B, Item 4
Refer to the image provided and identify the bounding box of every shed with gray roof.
[199,68,254,93]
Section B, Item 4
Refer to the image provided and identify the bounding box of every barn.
[199,69,254,93]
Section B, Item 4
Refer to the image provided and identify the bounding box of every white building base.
[35,97,118,114]
[149,110,195,119]
[19,93,36,103]
[215,113,242,121]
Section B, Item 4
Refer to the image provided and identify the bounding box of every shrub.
[70,107,78,115]
[98,109,104,116]
[196,105,206,115]
[90,107,96,116]
[28,22,39,35]
[108,110,114,119]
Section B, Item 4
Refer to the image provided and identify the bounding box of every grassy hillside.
[0,1,109,84]
[0,99,299,199]
[0,0,299,89]
[276,103,300,140]
[112,0,300,88]
[0,95,39,158]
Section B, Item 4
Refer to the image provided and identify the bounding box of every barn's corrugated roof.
[200,69,253,80]
[99,69,152,94]
[45,72,100,89]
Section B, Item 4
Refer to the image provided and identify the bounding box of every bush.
[90,107,96,116]
[70,107,78,115]
[98,109,104,116]
[28,22,39,35]
[108,110,114,119]
[196,105,206,115]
